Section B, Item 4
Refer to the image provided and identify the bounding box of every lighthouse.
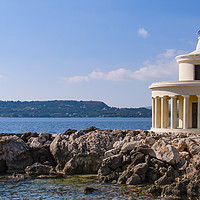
[149,33,200,133]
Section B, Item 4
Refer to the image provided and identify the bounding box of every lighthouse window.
[195,65,200,80]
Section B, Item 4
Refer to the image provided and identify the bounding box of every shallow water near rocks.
[0,174,156,199]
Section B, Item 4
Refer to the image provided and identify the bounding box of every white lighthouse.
[149,33,200,133]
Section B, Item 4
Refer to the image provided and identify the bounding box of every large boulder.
[50,129,123,174]
[63,153,102,174]
[102,154,123,170]
[0,135,33,171]
[152,139,180,165]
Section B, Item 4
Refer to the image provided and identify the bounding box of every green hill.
[0,100,151,117]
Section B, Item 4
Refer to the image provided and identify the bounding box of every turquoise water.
[0,175,153,200]
[0,117,151,134]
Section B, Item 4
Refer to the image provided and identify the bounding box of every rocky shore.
[1,127,200,199]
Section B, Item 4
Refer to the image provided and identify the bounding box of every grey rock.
[152,139,180,165]
[29,137,43,148]
[133,163,148,181]
[117,170,132,184]
[83,187,97,194]
[21,132,38,142]
[30,145,55,166]
[147,185,162,197]
[178,138,200,157]
[146,167,159,183]
[130,152,145,166]
[25,163,55,177]
[102,154,123,170]
[126,174,141,185]
[63,153,102,174]
[50,130,122,174]
[104,149,116,158]
[98,165,111,176]
[38,132,52,141]
[120,141,141,155]
[0,135,33,171]
[162,181,188,198]
[155,174,172,185]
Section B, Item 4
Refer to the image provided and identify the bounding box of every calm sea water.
[0,175,153,200]
[0,117,152,134]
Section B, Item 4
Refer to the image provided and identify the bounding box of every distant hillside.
[0,100,151,118]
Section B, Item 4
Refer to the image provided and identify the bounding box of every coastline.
[1,127,200,199]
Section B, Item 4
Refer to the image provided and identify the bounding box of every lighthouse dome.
[176,37,200,81]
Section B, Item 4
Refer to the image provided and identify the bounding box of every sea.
[0,117,152,134]
[0,117,155,200]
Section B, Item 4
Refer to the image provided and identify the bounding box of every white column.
[197,95,200,129]
[171,96,177,129]
[155,97,161,128]
[166,98,169,127]
[161,96,167,129]
[183,95,189,129]
[152,97,155,128]
[179,96,183,128]
[155,97,158,128]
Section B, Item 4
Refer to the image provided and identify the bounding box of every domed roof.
[176,37,200,63]
[189,37,200,55]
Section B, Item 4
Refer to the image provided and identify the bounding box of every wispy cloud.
[159,49,176,58]
[63,75,89,83]
[138,28,150,38]
[62,49,179,83]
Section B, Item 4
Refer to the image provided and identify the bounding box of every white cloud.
[138,28,150,38]
[159,49,176,58]
[63,75,89,83]
[63,49,180,83]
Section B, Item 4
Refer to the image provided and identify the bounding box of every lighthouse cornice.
[149,80,200,89]
[176,54,200,63]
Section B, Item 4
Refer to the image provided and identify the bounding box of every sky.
[0,0,200,108]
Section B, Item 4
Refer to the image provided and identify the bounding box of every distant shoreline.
[0,100,151,118]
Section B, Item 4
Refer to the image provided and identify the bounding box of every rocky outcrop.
[50,128,128,174]
[97,131,200,199]
[0,135,33,171]
[2,128,200,200]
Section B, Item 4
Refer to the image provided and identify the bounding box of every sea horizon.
[0,117,152,134]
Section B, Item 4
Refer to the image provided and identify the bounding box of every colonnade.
[152,95,200,130]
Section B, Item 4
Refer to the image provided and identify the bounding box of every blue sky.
[0,0,199,107]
